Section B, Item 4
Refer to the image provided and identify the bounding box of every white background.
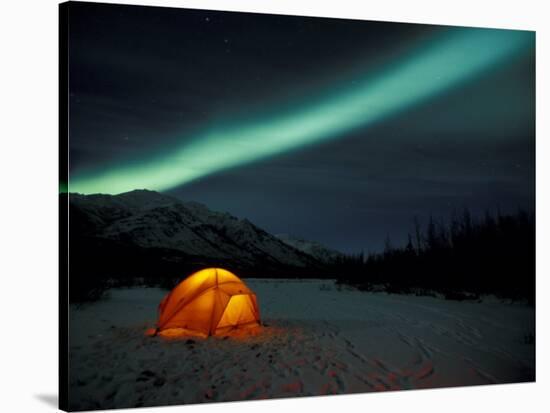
[0,0,547,412]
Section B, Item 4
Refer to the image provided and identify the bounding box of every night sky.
[67,2,535,253]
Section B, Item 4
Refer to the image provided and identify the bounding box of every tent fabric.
[156,268,260,337]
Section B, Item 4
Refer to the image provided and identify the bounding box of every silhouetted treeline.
[335,209,535,304]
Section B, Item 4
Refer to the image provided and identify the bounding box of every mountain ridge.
[66,190,341,277]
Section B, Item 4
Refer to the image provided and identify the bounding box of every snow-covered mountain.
[68,189,321,270]
[276,234,344,263]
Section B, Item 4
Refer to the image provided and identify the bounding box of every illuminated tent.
[154,268,260,337]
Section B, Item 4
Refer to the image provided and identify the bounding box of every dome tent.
[153,268,260,337]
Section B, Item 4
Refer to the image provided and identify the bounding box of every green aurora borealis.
[68,27,534,195]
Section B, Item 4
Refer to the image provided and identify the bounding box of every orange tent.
[154,268,260,337]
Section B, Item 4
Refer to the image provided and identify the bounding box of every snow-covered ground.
[68,279,535,410]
